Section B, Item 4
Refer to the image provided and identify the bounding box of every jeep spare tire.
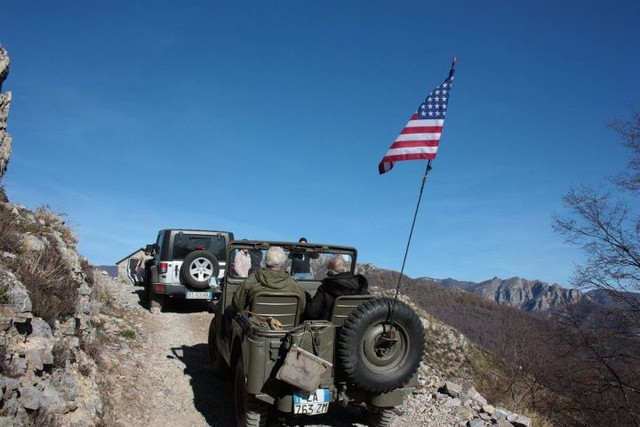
[180,250,219,290]
[337,298,424,393]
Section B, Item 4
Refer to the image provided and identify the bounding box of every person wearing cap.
[304,255,369,320]
[290,237,319,280]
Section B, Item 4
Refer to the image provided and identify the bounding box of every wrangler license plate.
[293,389,330,415]
[185,291,212,299]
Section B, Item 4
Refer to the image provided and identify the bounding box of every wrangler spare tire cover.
[337,298,424,393]
[181,250,219,290]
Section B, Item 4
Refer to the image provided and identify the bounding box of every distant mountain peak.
[471,276,581,312]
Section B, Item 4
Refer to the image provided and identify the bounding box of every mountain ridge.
[360,263,639,330]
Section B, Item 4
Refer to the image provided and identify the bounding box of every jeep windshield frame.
[226,240,358,282]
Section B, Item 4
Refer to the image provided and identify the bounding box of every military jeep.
[208,241,425,427]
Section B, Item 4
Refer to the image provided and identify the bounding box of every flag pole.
[381,56,456,331]
[387,159,433,326]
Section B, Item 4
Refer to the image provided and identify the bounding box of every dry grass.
[0,207,22,252]
[81,338,101,361]
[10,249,78,324]
[81,257,95,287]
[0,203,83,324]
[35,205,77,247]
[92,280,111,306]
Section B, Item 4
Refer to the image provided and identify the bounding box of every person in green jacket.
[232,246,306,313]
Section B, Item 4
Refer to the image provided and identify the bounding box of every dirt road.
[95,274,367,427]
[97,274,235,426]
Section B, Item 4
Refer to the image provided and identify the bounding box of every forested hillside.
[360,264,640,427]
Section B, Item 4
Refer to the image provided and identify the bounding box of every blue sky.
[1,1,639,286]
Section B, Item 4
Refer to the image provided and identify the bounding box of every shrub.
[92,280,111,305]
[80,257,95,287]
[11,249,79,324]
[81,337,100,358]
[0,343,6,374]
[0,282,7,303]
[78,363,92,377]
[120,329,135,339]
[34,205,77,247]
[52,340,76,369]
[0,206,20,253]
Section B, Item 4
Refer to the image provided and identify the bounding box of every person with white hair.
[304,255,369,320]
[232,246,306,312]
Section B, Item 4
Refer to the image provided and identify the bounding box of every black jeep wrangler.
[208,240,424,426]
[145,229,234,313]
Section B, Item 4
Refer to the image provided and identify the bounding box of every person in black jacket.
[248,248,263,275]
[304,255,369,320]
[290,237,319,279]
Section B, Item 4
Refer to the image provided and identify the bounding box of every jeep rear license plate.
[185,291,212,299]
[293,389,330,415]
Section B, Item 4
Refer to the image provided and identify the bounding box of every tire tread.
[337,298,424,393]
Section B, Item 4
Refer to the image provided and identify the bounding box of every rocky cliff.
[0,46,103,427]
[0,202,104,426]
[471,276,581,312]
[0,45,12,187]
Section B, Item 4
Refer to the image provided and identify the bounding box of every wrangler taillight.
[159,262,168,274]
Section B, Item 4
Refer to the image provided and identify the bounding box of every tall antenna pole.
[388,159,433,324]
[382,56,456,329]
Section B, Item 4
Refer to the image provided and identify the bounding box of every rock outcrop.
[0,45,12,183]
[473,276,581,312]
[0,202,103,426]
[0,44,102,426]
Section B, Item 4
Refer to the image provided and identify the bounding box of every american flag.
[378,62,455,174]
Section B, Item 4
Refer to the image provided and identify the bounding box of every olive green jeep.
[208,241,424,427]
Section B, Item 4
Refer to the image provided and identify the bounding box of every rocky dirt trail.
[95,274,235,427]
[94,274,374,427]
[93,273,471,427]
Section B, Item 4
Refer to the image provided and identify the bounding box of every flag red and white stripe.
[378,118,443,174]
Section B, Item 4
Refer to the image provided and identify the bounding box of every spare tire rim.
[189,257,214,281]
[361,322,409,373]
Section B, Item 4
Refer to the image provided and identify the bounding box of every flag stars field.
[378,59,456,175]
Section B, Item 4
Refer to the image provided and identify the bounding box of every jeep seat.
[329,295,374,327]
[250,292,302,329]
